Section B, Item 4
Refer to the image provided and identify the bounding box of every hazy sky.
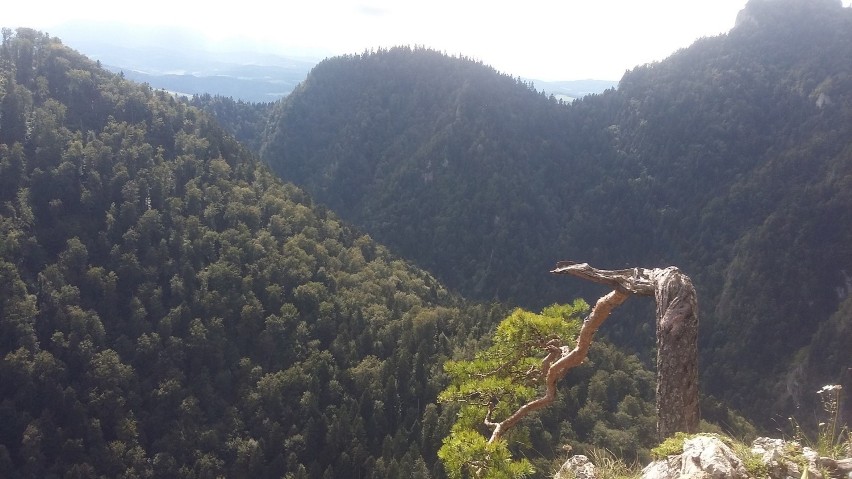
[6,0,844,81]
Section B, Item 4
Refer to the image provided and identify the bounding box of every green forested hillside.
[261,46,604,306]
[0,28,661,478]
[259,0,852,426]
[188,93,273,155]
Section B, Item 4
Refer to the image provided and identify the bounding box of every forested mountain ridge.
[188,93,273,153]
[0,28,664,478]
[258,0,852,426]
[261,46,594,306]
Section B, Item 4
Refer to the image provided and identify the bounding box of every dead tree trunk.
[651,267,700,439]
[551,261,700,440]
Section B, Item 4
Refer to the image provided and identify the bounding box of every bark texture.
[551,261,699,439]
[652,267,700,440]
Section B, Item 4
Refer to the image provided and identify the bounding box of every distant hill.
[115,67,302,103]
[46,21,317,102]
[259,0,852,426]
[532,79,618,101]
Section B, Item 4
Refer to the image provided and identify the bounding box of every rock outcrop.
[641,435,747,479]
[554,435,852,479]
[554,455,597,479]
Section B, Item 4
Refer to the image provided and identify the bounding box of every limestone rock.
[641,435,747,479]
[563,435,849,479]
[750,437,824,479]
[640,455,682,479]
[555,455,597,479]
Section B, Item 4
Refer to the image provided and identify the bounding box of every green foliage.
[438,301,588,477]
[440,301,586,410]
[650,432,690,459]
[442,302,586,404]
[698,397,759,442]
[189,93,273,154]
[438,430,534,479]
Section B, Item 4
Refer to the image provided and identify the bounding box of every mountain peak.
[735,0,844,29]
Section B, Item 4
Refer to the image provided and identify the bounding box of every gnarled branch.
[551,261,656,295]
[487,289,629,443]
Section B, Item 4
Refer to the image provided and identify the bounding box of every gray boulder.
[554,454,598,479]
[641,435,747,479]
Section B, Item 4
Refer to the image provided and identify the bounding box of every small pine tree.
[437,300,588,479]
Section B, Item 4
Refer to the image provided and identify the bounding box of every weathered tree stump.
[551,261,700,439]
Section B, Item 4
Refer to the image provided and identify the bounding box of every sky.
[4,0,846,81]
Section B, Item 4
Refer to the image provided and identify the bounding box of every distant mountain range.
[43,22,315,102]
[532,79,618,101]
[43,21,616,102]
[113,66,308,103]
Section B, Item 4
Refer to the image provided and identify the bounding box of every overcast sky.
[6,0,848,81]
